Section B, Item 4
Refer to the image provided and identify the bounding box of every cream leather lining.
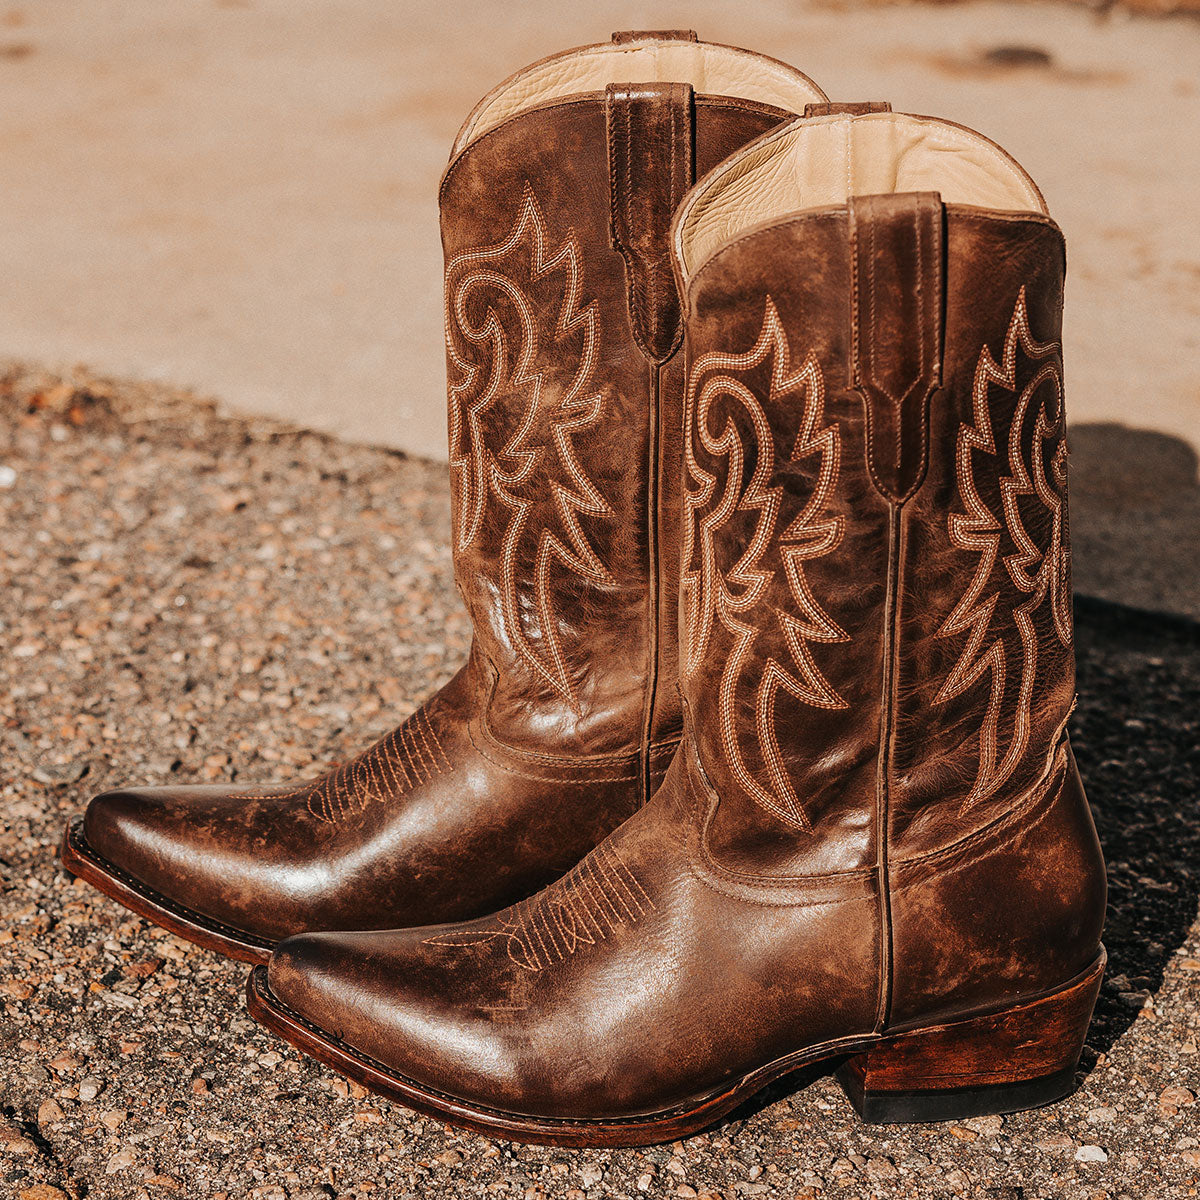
[452,39,826,157]
[674,112,1049,278]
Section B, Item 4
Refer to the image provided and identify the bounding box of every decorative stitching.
[680,298,846,832]
[238,707,453,825]
[936,287,1070,814]
[445,183,615,711]
[422,840,654,972]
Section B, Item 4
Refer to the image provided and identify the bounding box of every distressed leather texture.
[804,101,892,117]
[74,36,818,948]
[265,114,1105,1121]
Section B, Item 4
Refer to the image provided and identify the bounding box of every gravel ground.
[1,364,1197,1200]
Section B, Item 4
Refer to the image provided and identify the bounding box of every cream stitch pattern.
[445,183,615,709]
[680,298,846,832]
[422,840,653,972]
[237,707,453,825]
[936,287,1071,813]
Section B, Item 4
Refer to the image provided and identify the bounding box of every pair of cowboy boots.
[62,32,1106,1147]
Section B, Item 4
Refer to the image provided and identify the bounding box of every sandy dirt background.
[1,0,1197,460]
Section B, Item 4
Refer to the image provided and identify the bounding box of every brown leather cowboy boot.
[248,108,1107,1144]
[58,33,826,963]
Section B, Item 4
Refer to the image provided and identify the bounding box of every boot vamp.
[82,673,647,942]
[267,752,880,1120]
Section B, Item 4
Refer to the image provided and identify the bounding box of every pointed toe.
[266,932,349,1035]
[65,783,301,958]
[82,786,169,882]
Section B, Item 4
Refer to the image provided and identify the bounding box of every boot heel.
[837,949,1105,1124]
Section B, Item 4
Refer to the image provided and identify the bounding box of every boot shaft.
[440,33,825,761]
[673,112,1078,868]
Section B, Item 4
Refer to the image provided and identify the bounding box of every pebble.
[106,1146,137,1174]
[1037,1132,1077,1152]
[866,1155,899,1179]
[962,1113,1004,1136]
[0,1118,38,1156]
[77,1076,106,1102]
[1076,1145,1110,1163]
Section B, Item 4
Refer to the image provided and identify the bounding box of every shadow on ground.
[1071,423,1200,621]
[1073,595,1200,1059]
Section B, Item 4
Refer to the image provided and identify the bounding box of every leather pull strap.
[804,102,892,117]
[611,29,698,43]
[849,192,945,504]
[606,82,695,363]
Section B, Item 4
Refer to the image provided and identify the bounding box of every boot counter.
[887,743,1106,1029]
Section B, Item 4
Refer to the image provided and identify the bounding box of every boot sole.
[245,948,1104,1147]
[59,817,274,964]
